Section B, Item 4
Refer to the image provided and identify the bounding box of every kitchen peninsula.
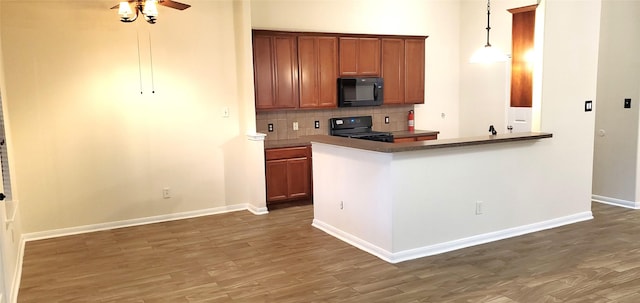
[308,132,592,263]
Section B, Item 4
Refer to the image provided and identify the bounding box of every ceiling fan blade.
[110,1,136,10]
[158,0,191,10]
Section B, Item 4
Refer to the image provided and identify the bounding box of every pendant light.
[470,0,508,63]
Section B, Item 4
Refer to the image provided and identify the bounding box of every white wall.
[311,135,592,263]
[593,0,640,205]
[250,0,461,138]
[538,0,600,212]
[0,0,265,233]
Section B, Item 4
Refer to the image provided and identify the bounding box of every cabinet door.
[339,37,381,76]
[253,33,299,110]
[273,36,299,109]
[253,35,276,109]
[339,37,358,76]
[357,38,381,76]
[404,39,425,104]
[287,157,310,199]
[265,159,289,202]
[298,36,338,109]
[381,38,405,105]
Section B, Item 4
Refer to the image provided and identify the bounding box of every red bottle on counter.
[408,110,415,132]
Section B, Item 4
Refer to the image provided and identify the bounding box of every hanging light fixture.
[470,0,509,63]
[113,0,190,24]
[117,1,158,24]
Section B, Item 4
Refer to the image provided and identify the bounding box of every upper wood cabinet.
[253,32,299,110]
[339,37,381,76]
[381,38,405,104]
[298,36,338,109]
[252,30,428,110]
[509,5,537,108]
[404,39,425,104]
[381,38,425,105]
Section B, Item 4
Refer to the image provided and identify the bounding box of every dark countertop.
[391,130,440,138]
[264,129,440,149]
[306,132,553,153]
[264,138,311,149]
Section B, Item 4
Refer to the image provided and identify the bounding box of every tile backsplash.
[256,105,414,141]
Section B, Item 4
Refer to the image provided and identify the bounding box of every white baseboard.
[9,239,24,303]
[247,204,269,215]
[22,203,264,242]
[592,195,640,209]
[313,211,593,264]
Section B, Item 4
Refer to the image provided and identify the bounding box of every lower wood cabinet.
[265,146,312,205]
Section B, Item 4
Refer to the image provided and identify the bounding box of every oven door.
[338,77,384,107]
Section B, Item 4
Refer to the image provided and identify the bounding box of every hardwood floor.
[17,202,640,302]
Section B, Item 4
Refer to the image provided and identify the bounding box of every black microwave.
[337,77,384,107]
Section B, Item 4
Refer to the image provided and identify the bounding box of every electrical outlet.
[268,123,274,132]
[293,122,299,131]
[162,187,171,199]
[624,98,631,109]
[385,116,390,124]
[475,201,483,215]
[315,121,320,129]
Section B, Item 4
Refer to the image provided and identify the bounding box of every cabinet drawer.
[393,137,416,143]
[416,135,437,141]
[266,146,309,160]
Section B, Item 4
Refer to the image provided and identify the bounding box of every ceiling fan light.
[118,2,133,18]
[143,0,159,17]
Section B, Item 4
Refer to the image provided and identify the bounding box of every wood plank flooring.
[17,202,640,302]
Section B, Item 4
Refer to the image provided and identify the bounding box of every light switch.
[585,100,592,112]
[624,98,631,109]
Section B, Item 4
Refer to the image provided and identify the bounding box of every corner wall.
[592,0,640,208]
[537,0,600,214]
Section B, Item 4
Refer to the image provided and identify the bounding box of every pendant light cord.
[485,0,492,47]
[148,32,155,94]
[137,32,143,94]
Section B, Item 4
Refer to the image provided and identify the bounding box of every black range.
[329,116,394,143]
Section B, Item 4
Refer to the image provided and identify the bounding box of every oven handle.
[373,84,378,100]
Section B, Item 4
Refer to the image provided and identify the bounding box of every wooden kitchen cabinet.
[253,32,299,110]
[298,36,338,108]
[381,38,405,104]
[339,37,380,76]
[509,5,537,108]
[381,38,425,105]
[265,146,312,204]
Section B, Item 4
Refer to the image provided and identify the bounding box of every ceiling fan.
[111,0,191,24]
